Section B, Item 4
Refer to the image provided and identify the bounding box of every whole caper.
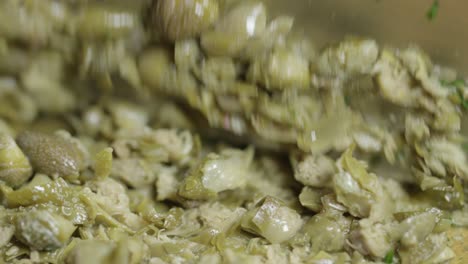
[16,131,87,181]
[152,0,219,41]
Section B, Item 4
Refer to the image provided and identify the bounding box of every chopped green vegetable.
[0,133,33,187]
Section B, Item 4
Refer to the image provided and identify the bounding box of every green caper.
[16,131,87,181]
[14,209,77,251]
[200,57,237,89]
[0,133,33,188]
[248,48,310,90]
[303,212,351,252]
[200,1,266,57]
[240,196,303,243]
[174,39,201,70]
[93,147,113,179]
[316,37,379,78]
[152,0,219,41]
[200,30,246,57]
[138,48,174,91]
[215,1,266,38]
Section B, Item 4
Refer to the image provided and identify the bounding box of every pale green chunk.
[241,196,302,243]
[0,133,32,187]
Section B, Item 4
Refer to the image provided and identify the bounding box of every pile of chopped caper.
[0,0,467,263]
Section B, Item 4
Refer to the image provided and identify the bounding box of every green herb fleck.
[426,0,439,21]
[384,250,394,264]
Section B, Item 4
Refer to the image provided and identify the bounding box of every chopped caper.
[241,196,302,243]
[0,133,32,187]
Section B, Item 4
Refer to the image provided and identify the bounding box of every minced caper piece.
[78,5,140,39]
[138,48,174,91]
[0,133,33,187]
[152,0,219,41]
[14,209,77,251]
[241,196,302,243]
[316,37,379,78]
[248,48,310,90]
[178,148,253,200]
[93,147,113,179]
[200,1,266,57]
